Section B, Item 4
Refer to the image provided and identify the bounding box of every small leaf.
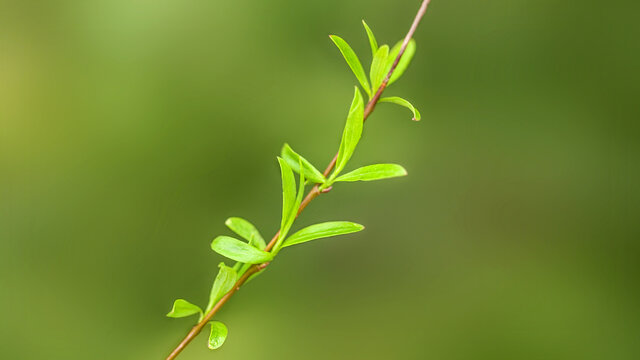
[386,39,416,86]
[333,87,364,177]
[211,236,274,264]
[362,20,378,58]
[166,299,202,320]
[281,143,326,184]
[208,321,228,350]
[335,164,408,182]
[379,96,421,121]
[329,35,371,97]
[369,45,389,92]
[225,217,266,250]
[275,159,306,252]
[277,157,297,232]
[205,263,238,313]
[283,221,364,248]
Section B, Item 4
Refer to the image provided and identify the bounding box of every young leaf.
[369,45,390,92]
[281,143,326,184]
[333,87,364,177]
[283,221,364,248]
[379,96,421,121]
[205,263,238,313]
[275,159,305,252]
[166,299,203,320]
[208,321,228,350]
[277,157,297,232]
[225,217,266,250]
[211,236,274,264]
[335,164,408,182]
[386,39,416,86]
[329,35,371,97]
[362,20,378,58]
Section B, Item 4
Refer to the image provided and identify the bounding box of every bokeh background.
[1,0,639,359]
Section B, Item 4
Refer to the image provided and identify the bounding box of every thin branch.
[166,1,431,358]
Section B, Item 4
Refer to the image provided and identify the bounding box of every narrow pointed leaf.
[277,157,296,232]
[387,39,416,85]
[283,221,365,248]
[335,164,408,182]
[211,236,274,264]
[370,45,389,92]
[362,20,378,58]
[281,143,326,184]
[333,87,364,177]
[205,263,238,313]
[224,217,266,250]
[275,159,305,251]
[208,321,228,350]
[329,35,371,97]
[379,96,421,121]
[166,299,202,320]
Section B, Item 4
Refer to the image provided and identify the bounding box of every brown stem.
[166,1,431,358]
[165,263,267,360]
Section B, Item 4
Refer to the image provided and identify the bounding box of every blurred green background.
[1,0,639,359]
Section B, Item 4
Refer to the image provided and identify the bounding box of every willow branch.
[166,1,431,358]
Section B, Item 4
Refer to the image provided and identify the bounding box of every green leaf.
[275,158,306,252]
[205,263,238,313]
[333,87,364,177]
[335,164,408,182]
[211,236,274,264]
[236,262,252,278]
[369,45,389,92]
[361,20,378,58]
[379,96,421,121]
[224,217,266,250]
[281,143,326,184]
[277,157,297,232]
[208,321,228,350]
[283,221,365,248]
[166,299,202,320]
[386,39,416,86]
[329,35,371,97]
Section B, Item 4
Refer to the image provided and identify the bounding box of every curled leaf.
[166,299,203,321]
[379,96,421,121]
[208,321,228,350]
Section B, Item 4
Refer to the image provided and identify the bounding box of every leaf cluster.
[166,18,421,352]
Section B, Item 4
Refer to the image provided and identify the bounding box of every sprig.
[165,1,433,358]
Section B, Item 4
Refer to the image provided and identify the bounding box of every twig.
[166,1,431,358]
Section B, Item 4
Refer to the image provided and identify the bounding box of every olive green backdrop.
[1,0,638,359]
